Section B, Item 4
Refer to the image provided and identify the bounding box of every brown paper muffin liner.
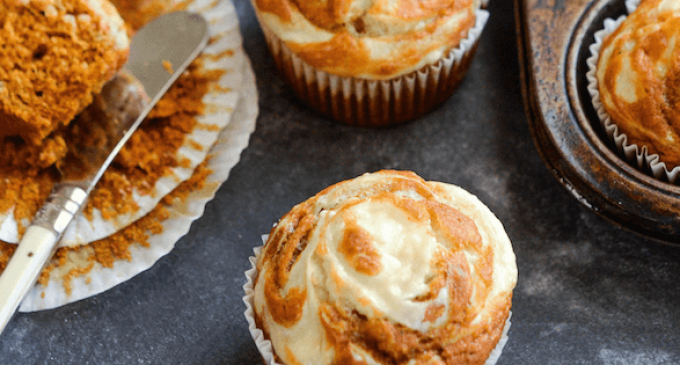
[254,9,489,127]
[243,237,512,365]
[585,0,680,183]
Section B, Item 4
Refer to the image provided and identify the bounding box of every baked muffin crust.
[253,170,517,365]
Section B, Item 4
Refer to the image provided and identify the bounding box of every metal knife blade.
[0,11,209,334]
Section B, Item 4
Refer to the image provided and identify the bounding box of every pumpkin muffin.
[247,170,517,365]
[0,0,129,144]
[594,0,680,173]
[250,0,489,126]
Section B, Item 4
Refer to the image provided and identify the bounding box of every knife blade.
[0,11,209,334]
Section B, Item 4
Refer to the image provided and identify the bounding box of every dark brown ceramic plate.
[515,0,680,243]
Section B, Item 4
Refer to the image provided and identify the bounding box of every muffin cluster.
[249,170,517,365]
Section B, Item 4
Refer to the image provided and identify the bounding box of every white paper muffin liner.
[16,27,259,311]
[243,238,512,365]
[0,0,246,246]
[254,6,489,126]
[585,0,680,183]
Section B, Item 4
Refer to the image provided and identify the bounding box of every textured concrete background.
[1,0,679,364]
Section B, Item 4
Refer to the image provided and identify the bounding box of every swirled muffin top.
[253,170,517,365]
[0,0,129,144]
[252,0,481,79]
[597,0,680,166]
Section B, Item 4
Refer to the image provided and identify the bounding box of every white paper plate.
[17,3,259,311]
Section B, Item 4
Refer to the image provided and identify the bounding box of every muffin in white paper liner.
[17,52,258,312]
[0,0,246,246]
[243,242,512,365]
[585,0,680,183]
[254,4,489,127]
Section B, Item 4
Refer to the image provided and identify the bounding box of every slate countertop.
[1,0,679,364]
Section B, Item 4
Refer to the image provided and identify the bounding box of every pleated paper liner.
[585,0,680,183]
[18,58,257,312]
[242,237,512,365]
[255,8,489,127]
[15,0,259,311]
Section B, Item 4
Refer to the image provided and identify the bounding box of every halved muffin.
[0,0,129,144]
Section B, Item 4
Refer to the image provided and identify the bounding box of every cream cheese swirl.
[597,0,680,167]
[253,170,517,365]
[251,0,481,79]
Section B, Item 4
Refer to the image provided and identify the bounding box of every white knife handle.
[0,185,87,334]
[0,226,57,331]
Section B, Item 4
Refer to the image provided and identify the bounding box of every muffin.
[245,170,517,365]
[587,0,680,181]
[250,0,489,126]
[0,0,129,144]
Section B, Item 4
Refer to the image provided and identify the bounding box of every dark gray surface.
[1,0,680,364]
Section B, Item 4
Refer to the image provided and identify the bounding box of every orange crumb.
[62,263,95,296]
[204,49,235,61]
[197,123,221,132]
[163,59,174,74]
[189,140,204,151]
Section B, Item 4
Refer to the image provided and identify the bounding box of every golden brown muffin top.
[597,0,680,167]
[252,0,481,79]
[253,170,517,365]
[0,0,129,144]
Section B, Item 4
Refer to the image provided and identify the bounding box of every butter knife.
[0,11,209,334]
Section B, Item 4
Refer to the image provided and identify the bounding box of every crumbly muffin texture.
[0,0,129,144]
[252,0,481,79]
[253,170,517,365]
[597,0,680,167]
